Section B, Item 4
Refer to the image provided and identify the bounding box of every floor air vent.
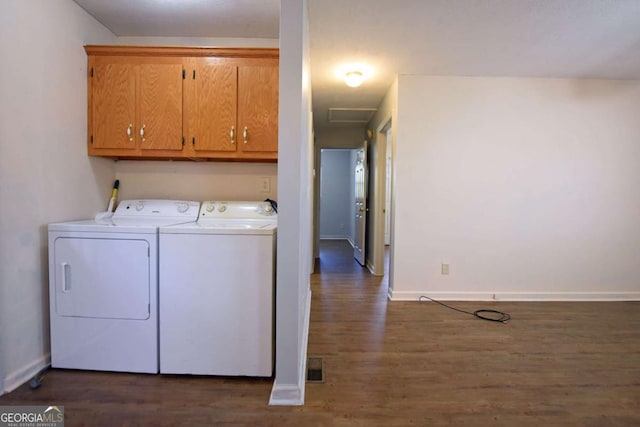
[306,356,325,383]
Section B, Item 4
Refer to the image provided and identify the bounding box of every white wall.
[117,37,278,48]
[392,75,640,301]
[269,0,312,406]
[0,0,117,393]
[315,127,365,149]
[115,161,277,202]
[320,150,352,240]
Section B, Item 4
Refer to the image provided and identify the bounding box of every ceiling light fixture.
[344,71,364,87]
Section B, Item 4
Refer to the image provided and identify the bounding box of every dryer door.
[53,237,150,320]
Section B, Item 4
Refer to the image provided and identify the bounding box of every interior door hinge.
[192,70,196,79]
[90,135,93,144]
[182,136,185,147]
[90,67,93,77]
[182,69,185,79]
[192,137,195,146]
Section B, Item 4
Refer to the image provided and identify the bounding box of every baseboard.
[3,353,50,393]
[389,290,640,302]
[269,288,312,406]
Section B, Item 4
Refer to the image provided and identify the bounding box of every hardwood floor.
[2,239,639,426]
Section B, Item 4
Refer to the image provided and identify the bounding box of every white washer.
[159,201,277,376]
[48,199,200,373]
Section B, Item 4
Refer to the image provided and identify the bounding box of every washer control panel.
[199,201,277,219]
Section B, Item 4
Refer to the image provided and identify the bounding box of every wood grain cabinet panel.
[91,63,136,150]
[139,63,183,151]
[183,58,278,160]
[238,65,279,155]
[88,55,183,157]
[185,60,238,153]
[86,46,278,161]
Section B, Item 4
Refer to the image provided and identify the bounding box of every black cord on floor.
[419,295,511,323]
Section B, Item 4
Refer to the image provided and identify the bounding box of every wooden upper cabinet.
[185,59,238,153]
[183,57,278,160]
[86,46,278,161]
[91,63,136,150]
[88,55,183,156]
[238,65,279,154]
[138,63,183,151]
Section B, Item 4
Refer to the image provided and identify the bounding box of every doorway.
[319,148,356,245]
[317,125,393,280]
[371,119,394,293]
[383,126,393,283]
[318,147,368,269]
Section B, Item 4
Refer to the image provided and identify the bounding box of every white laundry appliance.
[159,200,277,376]
[48,199,200,373]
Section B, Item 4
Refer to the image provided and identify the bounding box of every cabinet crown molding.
[84,45,279,59]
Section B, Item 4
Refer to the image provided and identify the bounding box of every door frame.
[370,119,394,283]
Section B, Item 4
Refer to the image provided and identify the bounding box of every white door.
[354,144,367,266]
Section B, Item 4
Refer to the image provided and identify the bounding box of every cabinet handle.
[243,126,248,144]
[230,126,235,144]
[140,124,146,142]
[127,124,133,142]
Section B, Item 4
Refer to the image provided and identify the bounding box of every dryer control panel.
[115,200,201,219]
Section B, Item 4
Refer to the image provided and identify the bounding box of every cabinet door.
[91,62,136,150]
[190,62,238,152]
[138,63,184,151]
[238,65,279,153]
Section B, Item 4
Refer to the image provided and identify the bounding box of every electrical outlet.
[258,177,271,193]
[441,263,449,275]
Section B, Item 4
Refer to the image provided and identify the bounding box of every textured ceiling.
[73,0,280,38]
[72,0,640,131]
[308,0,640,131]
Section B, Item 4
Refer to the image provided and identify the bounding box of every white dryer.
[48,199,200,373]
[159,201,277,376]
